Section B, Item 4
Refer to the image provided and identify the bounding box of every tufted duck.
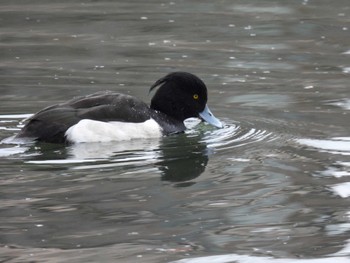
[16,72,223,143]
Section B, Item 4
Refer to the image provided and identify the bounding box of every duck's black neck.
[150,109,186,135]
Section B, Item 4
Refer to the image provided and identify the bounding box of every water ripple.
[298,137,350,156]
[200,120,276,151]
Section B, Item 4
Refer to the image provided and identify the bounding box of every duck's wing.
[74,92,151,122]
[17,92,151,143]
[17,107,80,143]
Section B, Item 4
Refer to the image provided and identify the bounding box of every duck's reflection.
[66,132,209,184]
[157,134,208,183]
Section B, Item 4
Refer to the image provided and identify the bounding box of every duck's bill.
[199,105,224,128]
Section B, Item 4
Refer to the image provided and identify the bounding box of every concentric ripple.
[202,121,275,151]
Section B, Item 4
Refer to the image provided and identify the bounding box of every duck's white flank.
[65,119,162,143]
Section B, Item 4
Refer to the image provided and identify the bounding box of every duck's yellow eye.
[193,94,199,100]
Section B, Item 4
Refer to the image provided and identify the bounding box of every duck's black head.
[150,72,223,128]
[150,72,207,120]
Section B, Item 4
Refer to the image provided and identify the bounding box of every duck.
[16,72,223,144]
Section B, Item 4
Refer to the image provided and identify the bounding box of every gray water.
[1,1,350,262]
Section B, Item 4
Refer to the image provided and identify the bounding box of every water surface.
[1,0,350,262]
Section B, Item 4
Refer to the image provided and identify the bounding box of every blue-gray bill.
[199,105,224,128]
